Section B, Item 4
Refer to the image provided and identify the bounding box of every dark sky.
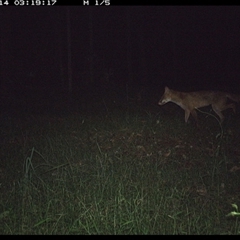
[1,6,240,110]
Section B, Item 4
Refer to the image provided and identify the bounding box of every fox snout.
[158,97,168,105]
[158,100,164,105]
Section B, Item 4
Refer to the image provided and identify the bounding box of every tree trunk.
[66,7,72,96]
[126,9,133,102]
[88,8,94,85]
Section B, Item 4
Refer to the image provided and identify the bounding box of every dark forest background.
[1,6,240,115]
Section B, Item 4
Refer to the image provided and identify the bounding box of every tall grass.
[0,107,239,234]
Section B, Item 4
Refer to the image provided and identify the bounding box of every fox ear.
[165,86,169,91]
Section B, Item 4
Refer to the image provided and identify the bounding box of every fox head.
[158,86,172,105]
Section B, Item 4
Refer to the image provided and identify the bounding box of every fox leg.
[190,109,199,126]
[223,103,236,113]
[184,109,191,123]
[184,109,198,125]
[212,103,236,123]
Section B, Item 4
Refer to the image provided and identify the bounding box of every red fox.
[158,86,240,124]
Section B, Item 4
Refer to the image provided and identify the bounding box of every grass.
[0,104,240,234]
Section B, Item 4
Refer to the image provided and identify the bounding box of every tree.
[66,7,73,96]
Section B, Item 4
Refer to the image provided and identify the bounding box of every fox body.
[158,86,240,124]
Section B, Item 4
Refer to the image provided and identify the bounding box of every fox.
[158,86,240,125]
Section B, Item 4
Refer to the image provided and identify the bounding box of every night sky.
[1,6,240,113]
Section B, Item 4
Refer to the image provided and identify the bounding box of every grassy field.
[0,103,240,234]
